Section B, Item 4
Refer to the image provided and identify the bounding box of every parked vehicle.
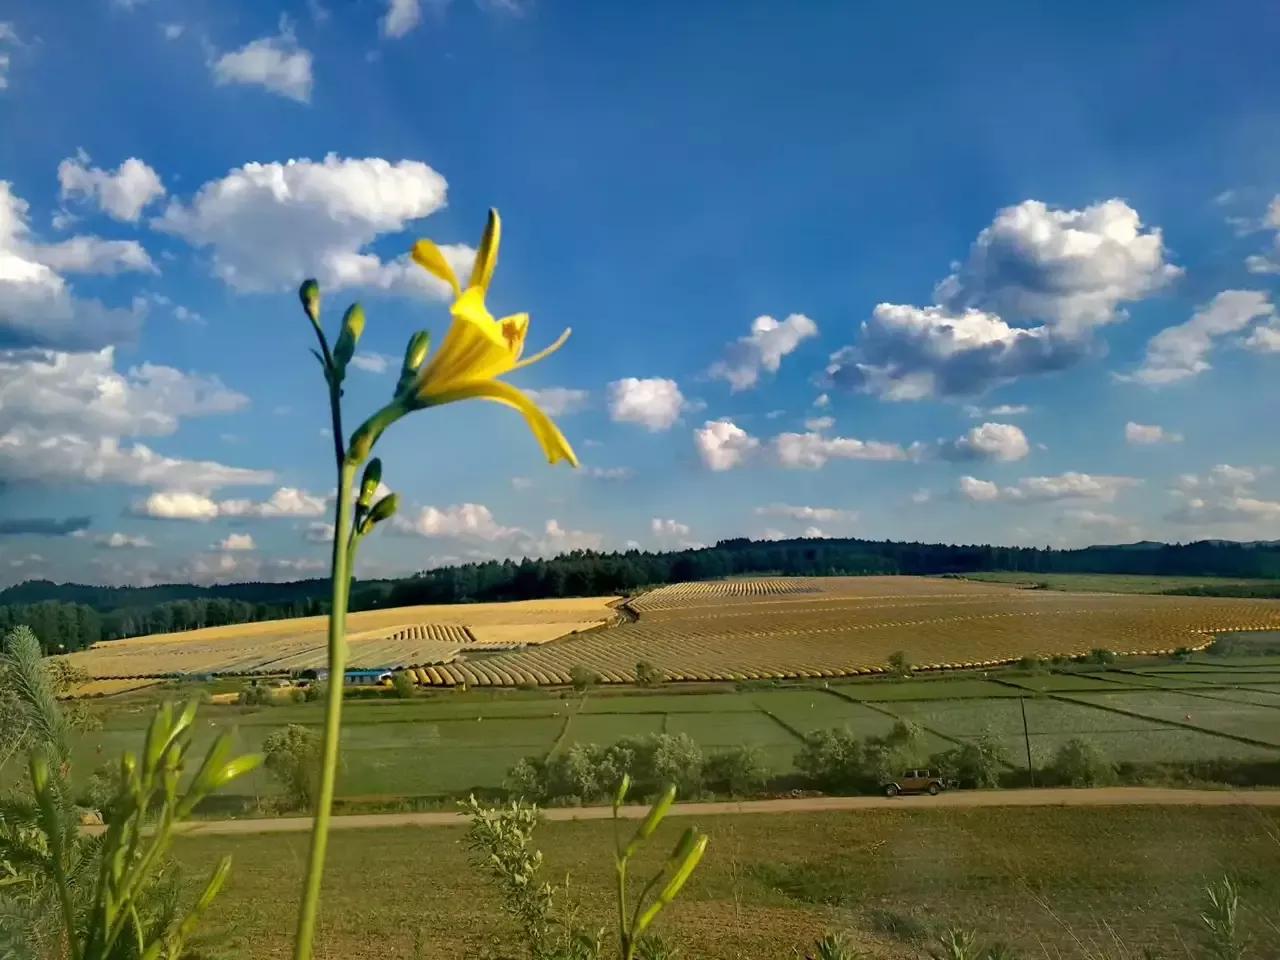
[881,768,947,797]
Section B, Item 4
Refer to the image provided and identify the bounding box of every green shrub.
[1049,737,1116,787]
[239,682,271,706]
[795,729,865,790]
[1087,647,1118,666]
[946,730,1008,788]
[263,723,323,810]
[569,665,598,693]
[634,660,663,688]
[887,651,913,678]
[391,670,417,699]
[302,680,326,702]
[703,744,769,796]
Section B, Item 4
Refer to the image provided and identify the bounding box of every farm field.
[958,572,1276,594]
[174,806,1280,959]
[62,596,619,679]
[61,659,1280,808]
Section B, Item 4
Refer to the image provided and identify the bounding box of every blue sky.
[2,0,1280,586]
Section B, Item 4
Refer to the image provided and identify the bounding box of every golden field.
[60,577,1280,687]
[63,596,619,679]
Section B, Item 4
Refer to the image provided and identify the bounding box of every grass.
[958,572,1275,594]
[174,806,1280,959]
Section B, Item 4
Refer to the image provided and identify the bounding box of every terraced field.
[451,577,1280,687]
[64,597,618,679]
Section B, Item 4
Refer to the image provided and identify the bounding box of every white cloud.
[801,526,826,538]
[217,533,256,551]
[133,492,219,521]
[0,182,146,349]
[583,466,633,480]
[804,416,834,432]
[607,378,687,431]
[1124,290,1275,385]
[1244,196,1280,274]
[754,504,855,523]
[773,431,911,469]
[1062,509,1140,538]
[58,151,166,222]
[1125,422,1182,445]
[524,387,589,416]
[0,22,18,91]
[304,521,335,543]
[97,532,153,549]
[650,518,701,548]
[510,476,533,491]
[708,313,818,391]
[218,487,327,518]
[813,393,830,408]
[395,503,520,541]
[826,199,1179,400]
[938,422,1029,462]
[381,0,422,37]
[965,403,1029,418]
[536,519,603,554]
[162,23,184,39]
[153,154,452,295]
[693,419,759,471]
[211,20,314,103]
[349,352,393,374]
[960,471,1140,504]
[910,488,932,504]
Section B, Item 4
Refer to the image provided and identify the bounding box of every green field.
[60,658,1280,809]
[174,806,1280,959]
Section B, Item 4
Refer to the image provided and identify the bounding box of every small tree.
[1049,737,1115,787]
[303,680,326,702]
[796,729,865,791]
[1087,648,1117,666]
[239,682,270,706]
[703,744,769,797]
[634,660,663,688]
[948,730,1008,788]
[391,670,417,699]
[570,665,598,694]
[263,724,322,810]
[887,651,913,678]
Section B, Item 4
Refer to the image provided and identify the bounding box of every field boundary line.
[1045,692,1280,751]
[821,687,976,754]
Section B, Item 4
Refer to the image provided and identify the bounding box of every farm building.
[301,668,394,686]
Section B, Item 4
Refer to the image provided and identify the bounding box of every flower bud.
[299,279,320,325]
[369,492,398,525]
[357,458,383,512]
[396,330,430,397]
[333,303,365,373]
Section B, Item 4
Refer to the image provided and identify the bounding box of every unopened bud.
[333,303,365,373]
[369,492,398,524]
[299,279,320,325]
[357,458,383,511]
[396,330,430,397]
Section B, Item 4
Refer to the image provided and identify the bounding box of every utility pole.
[1020,696,1035,787]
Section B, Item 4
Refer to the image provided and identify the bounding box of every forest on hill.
[5,536,1280,652]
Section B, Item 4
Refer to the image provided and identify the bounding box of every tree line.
[5,535,1280,652]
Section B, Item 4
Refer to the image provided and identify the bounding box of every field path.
[127,787,1280,837]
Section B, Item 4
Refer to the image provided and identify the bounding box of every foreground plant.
[292,209,579,960]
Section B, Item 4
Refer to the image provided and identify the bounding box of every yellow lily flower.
[407,209,577,467]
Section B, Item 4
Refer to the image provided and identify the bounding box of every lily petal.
[425,378,578,467]
[411,240,461,298]
[511,327,571,372]
[469,208,501,293]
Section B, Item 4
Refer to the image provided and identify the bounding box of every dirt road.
[105,787,1280,838]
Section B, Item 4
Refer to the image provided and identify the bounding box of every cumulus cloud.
[693,419,759,471]
[304,521,335,543]
[211,20,313,102]
[708,313,818,391]
[607,378,687,431]
[1166,464,1280,530]
[0,22,19,91]
[583,466,633,480]
[0,347,268,491]
[394,503,521,541]
[1244,196,1280,275]
[651,517,701,548]
[216,533,255,551]
[0,182,148,349]
[754,504,855,523]
[1123,290,1275,385]
[536,519,604,554]
[348,352,393,374]
[97,532,152,549]
[524,387,589,416]
[153,154,454,295]
[1125,422,1182,445]
[959,471,1140,504]
[937,422,1029,462]
[826,199,1179,400]
[133,487,324,520]
[381,0,422,37]
[964,403,1029,418]
[773,431,912,469]
[58,151,165,222]
[804,416,834,431]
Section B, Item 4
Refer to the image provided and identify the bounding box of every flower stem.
[292,389,355,960]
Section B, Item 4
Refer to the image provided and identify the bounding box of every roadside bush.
[1087,648,1117,666]
[632,732,704,798]
[239,682,271,706]
[302,680,326,702]
[944,730,1008,788]
[634,659,663,688]
[703,744,769,796]
[795,729,865,790]
[391,670,417,699]
[263,723,323,810]
[1015,655,1046,673]
[569,665,598,693]
[505,732,704,804]
[1048,737,1116,787]
[863,720,928,784]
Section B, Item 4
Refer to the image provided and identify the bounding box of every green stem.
[616,856,631,960]
[292,375,356,960]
